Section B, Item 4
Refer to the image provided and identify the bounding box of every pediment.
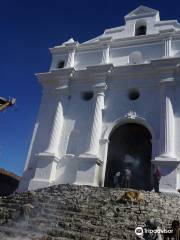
[125,5,159,21]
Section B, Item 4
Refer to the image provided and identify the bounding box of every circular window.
[81,91,94,101]
[128,89,140,100]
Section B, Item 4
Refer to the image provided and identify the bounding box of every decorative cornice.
[52,32,180,54]
[50,41,79,55]
[36,57,180,88]
[73,64,113,81]
[107,57,180,84]
[151,57,180,72]
[78,33,180,52]
[36,68,75,88]
[154,156,180,164]
[36,152,60,162]
[78,154,103,165]
[93,82,107,93]
[155,20,180,28]
[104,26,124,34]
[110,62,154,80]
[98,36,112,45]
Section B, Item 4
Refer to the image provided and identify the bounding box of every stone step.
[0,225,44,239]
[0,185,180,240]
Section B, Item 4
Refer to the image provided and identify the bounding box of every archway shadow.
[104,123,152,191]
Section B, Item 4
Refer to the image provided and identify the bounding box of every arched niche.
[100,117,157,189]
[104,123,152,190]
[135,19,147,36]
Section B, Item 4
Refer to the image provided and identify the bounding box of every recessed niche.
[135,19,147,36]
[128,89,140,100]
[135,25,146,36]
[81,91,94,101]
[57,60,65,69]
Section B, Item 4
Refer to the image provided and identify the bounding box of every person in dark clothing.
[113,172,121,188]
[153,166,161,193]
[123,167,132,188]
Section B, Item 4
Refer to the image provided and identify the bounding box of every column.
[66,49,75,67]
[159,79,175,158]
[29,91,66,190]
[43,98,64,158]
[164,37,172,57]
[101,44,110,64]
[86,83,107,157]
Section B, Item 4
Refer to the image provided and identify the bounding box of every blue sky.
[0,0,180,176]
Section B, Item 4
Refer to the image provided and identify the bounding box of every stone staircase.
[0,184,180,240]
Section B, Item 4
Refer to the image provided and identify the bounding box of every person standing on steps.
[113,171,121,188]
[123,167,132,188]
[153,166,162,193]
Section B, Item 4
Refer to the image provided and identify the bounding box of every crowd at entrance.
[113,165,162,193]
[104,123,154,191]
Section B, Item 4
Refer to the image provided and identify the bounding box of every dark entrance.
[104,123,152,190]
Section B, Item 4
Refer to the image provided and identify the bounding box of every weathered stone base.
[0,184,180,239]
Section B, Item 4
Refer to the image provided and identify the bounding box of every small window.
[57,60,65,69]
[128,89,140,101]
[81,91,94,101]
[135,25,146,36]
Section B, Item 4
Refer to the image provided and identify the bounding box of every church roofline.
[124,5,159,21]
[78,31,180,51]
[48,30,180,56]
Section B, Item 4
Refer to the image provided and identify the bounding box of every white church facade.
[19,6,180,192]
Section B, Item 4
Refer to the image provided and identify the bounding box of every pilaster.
[28,68,74,190]
[164,37,172,57]
[99,36,111,64]
[65,42,78,68]
[158,73,176,159]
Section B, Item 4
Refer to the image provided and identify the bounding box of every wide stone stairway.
[0,184,180,240]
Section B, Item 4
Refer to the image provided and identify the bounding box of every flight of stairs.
[0,184,180,240]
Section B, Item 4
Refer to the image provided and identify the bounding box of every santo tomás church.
[19,6,180,193]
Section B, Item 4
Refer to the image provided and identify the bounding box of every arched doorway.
[104,123,152,190]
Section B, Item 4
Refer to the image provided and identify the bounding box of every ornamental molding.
[159,78,176,87]
[155,20,180,28]
[49,32,180,55]
[93,82,107,93]
[73,64,113,81]
[125,110,138,120]
[109,63,156,81]
[77,32,180,53]
[151,57,180,70]
[104,26,124,34]
[50,41,79,55]
[36,57,180,88]
[35,152,60,163]
[36,68,75,88]
[98,36,112,45]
